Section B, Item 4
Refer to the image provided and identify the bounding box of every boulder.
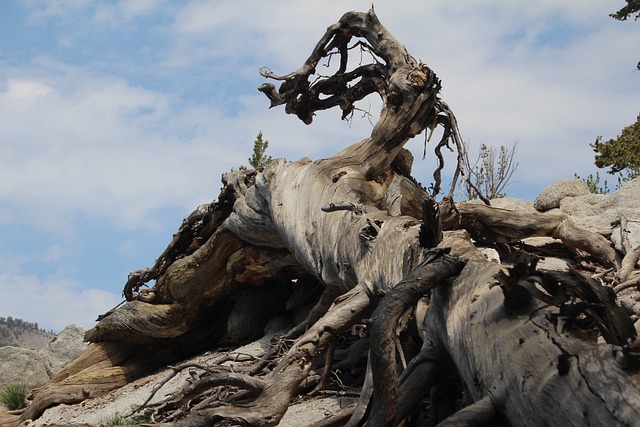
[611,220,640,253]
[490,197,536,212]
[0,325,87,394]
[608,177,640,253]
[556,193,613,234]
[0,347,50,393]
[478,247,500,263]
[40,324,88,373]
[558,177,640,237]
[533,178,590,211]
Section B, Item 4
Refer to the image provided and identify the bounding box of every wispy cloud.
[0,64,241,230]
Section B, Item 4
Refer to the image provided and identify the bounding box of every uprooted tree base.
[3,9,640,427]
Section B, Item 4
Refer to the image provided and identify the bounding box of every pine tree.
[592,115,640,183]
[248,132,273,169]
[610,0,640,21]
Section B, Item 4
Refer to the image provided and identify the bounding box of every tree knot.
[407,62,435,91]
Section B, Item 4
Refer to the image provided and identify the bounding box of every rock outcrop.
[0,347,50,393]
[489,197,536,212]
[533,178,591,211]
[39,324,88,374]
[0,325,88,393]
[557,177,640,244]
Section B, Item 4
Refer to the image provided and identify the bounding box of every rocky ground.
[22,334,356,426]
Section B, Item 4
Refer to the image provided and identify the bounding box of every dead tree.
[2,9,639,427]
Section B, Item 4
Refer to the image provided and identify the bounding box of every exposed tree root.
[435,395,499,427]
[395,346,447,424]
[362,251,465,427]
[444,201,618,268]
[307,405,356,427]
[619,245,640,283]
[206,285,372,426]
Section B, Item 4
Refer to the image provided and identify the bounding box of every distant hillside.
[0,316,56,350]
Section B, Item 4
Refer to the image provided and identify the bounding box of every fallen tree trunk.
[3,8,639,427]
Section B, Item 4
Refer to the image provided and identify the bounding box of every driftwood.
[2,8,639,427]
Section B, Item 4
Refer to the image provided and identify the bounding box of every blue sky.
[0,0,638,332]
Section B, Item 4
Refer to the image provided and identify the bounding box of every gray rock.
[490,197,536,212]
[610,176,640,203]
[534,178,591,211]
[521,237,560,247]
[538,257,570,272]
[618,291,640,320]
[611,221,640,270]
[264,315,293,336]
[0,324,87,394]
[478,248,500,263]
[520,237,572,272]
[40,324,88,373]
[558,194,614,235]
[291,302,316,327]
[0,346,50,392]
[558,177,640,236]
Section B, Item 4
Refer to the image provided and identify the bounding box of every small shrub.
[0,383,26,410]
[102,411,152,425]
[101,414,128,425]
[128,412,152,423]
[248,131,273,169]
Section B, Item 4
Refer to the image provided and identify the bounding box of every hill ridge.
[0,316,56,350]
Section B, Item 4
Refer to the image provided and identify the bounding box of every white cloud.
[0,273,121,332]
[26,0,164,25]
[0,58,380,235]
[94,0,163,23]
[173,1,242,35]
[25,0,91,22]
[5,79,52,100]
[0,68,247,232]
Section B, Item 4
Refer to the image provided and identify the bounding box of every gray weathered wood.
[3,9,638,427]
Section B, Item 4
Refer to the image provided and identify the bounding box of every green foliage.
[0,316,47,333]
[101,411,152,425]
[101,414,128,425]
[127,413,153,423]
[459,141,519,201]
[577,116,639,194]
[248,131,272,169]
[592,115,640,182]
[574,171,615,194]
[0,383,26,410]
[610,0,640,21]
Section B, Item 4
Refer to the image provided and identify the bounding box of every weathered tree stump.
[2,8,639,427]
